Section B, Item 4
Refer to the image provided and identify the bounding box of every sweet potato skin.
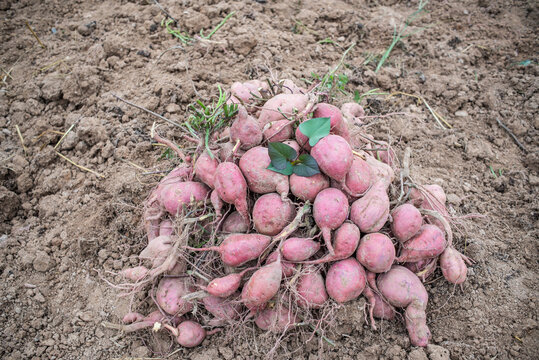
[281,237,321,262]
[230,106,263,150]
[325,258,366,303]
[350,181,389,233]
[252,193,296,236]
[213,162,249,220]
[160,181,210,216]
[390,204,422,243]
[396,224,447,263]
[218,234,272,267]
[313,188,350,254]
[296,268,328,308]
[239,146,289,198]
[263,120,293,142]
[439,247,468,284]
[356,233,396,273]
[345,157,372,196]
[258,93,309,126]
[194,151,219,189]
[241,260,282,311]
[255,307,299,332]
[221,211,250,233]
[289,173,329,202]
[176,321,206,347]
[377,265,431,347]
[311,135,353,183]
[156,277,194,316]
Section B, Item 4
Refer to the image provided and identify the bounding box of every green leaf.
[298,117,331,147]
[292,154,320,177]
[268,161,293,175]
[268,142,297,170]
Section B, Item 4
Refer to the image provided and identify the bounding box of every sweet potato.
[202,294,241,324]
[263,120,293,142]
[409,184,448,229]
[364,154,395,189]
[206,268,253,298]
[160,181,210,216]
[175,321,206,347]
[282,139,300,153]
[219,141,245,163]
[289,173,329,202]
[350,181,389,233]
[302,222,360,264]
[325,258,366,303]
[281,237,321,262]
[121,266,149,282]
[242,259,283,311]
[239,147,289,198]
[230,80,267,111]
[187,233,271,267]
[390,204,422,243]
[258,93,309,126]
[356,233,396,273]
[194,151,219,189]
[281,79,306,94]
[439,247,471,284]
[404,258,438,282]
[341,102,365,125]
[313,188,349,254]
[230,106,263,150]
[213,162,249,221]
[159,220,175,237]
[156,277,194,316]
[363,284,395,330]
[396,224,447,263]
[122,312,145,324]
[139,235,173,268]
[377,265,431,347]
[311,135,353,183]
[313,103,350,141]
[255,306,299,332]
[221,211,250,233]
[296,267,328,308]
[252,193,296,236]
[344,157,372,196]
[266,251,296,277]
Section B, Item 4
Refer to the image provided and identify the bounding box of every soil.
[1,0,538,359]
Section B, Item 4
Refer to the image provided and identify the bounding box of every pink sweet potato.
[239,147,289,198]
[439,247,470,284]
[263,120,293,142]
[221,211,250,233]
[363,284,395,330]
[202,294,241,324]
[194,151,219,189]
[230,106,263,150]
[206,267,253,298]
[396,224,447,263]
[356,233,396,273]
[266,251,296,277]
[255,306,299,332]
[325,258,366,303]
[160,181,210,216]
[311,135,353,183]
[405,258,438,282]
[289,173,330,202]
[344,157,372,196]
[390,204,422,243]
[213,162,249,221]
[282,139,300,153]
[175,321,206,347]
[281,237,320,262]
[121,266,149,282]
[281,79,306,94]
[242,259,282,311]
[350,181,389,233]
[139,235,173,268]
[252,193,296,236]
[313,188,349,254]
[377,265,431,347]
[341,102,365,125]
[159,220,175,237]
[258,93,309,126]
[156,277,194,316]
[122,312,145,324]
[409,184,448,229]
[364,154,395,189]
[313,103,350,141]
[187,233,271,267]
[296,267,328,308]
[302,222,360,264]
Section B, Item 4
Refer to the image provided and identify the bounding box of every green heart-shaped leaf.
[268,142,297,170]
[292,154,320,177]
[267,161,293,175]
[298,117,331,147]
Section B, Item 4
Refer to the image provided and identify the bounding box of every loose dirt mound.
[1,0,537,359]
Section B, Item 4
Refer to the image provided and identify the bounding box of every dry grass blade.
[55,151,105,178]
[15,125,28,154]
[25,21,46,49]
[386,91,452,129]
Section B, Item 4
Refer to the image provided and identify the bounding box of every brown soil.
[1,0,538,359]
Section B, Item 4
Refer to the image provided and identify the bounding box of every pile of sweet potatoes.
[110,78,473,351]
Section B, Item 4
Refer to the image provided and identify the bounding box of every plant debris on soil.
[0,0,537,359]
